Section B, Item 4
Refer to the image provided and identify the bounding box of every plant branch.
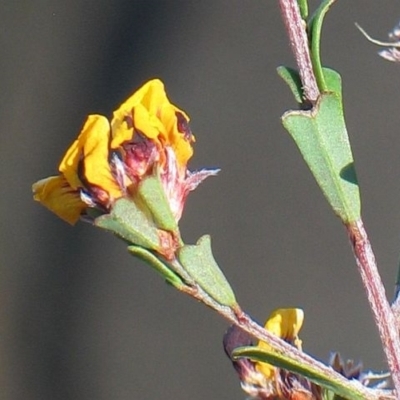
[178,278,392,400]
[278,0,320,102]
[277,0,400,396]
[347,220,400,397]
[170,249,391,399]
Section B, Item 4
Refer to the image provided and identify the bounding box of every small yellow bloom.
[255,308,304,379]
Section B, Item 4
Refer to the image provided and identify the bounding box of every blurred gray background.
[2,1,400,399]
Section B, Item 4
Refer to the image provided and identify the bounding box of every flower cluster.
[33,79,216,226]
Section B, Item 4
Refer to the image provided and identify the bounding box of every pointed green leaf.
[137,174,178,232]
[95,198,161,250]
[232,346,367,400]
[178,235,236,306]
[277,66,304,104]
[128,245,184,288]
[282,91,360,223]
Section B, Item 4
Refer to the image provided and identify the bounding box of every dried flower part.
[275,368,319,400]
[379,49,400,63]
[33,79,216,225]
[329,352,393,391]
[223,309,321,399]
[378,20,400,62]
[223,325,275,399]
[329,352,363,381]
[356,21,400,63]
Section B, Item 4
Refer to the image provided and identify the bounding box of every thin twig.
[355,23,400,48]
[278,0,320,102]
[347,220,400,397]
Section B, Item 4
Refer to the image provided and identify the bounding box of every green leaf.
[308,0,337,92]
[278,66,341,105]
[277,66,341,107]
[322,68,342,98]
[95,198,162,250]
[128,245,184,288]
[297,0,308,20]
[282,91,360,223]
[232,346,367,400]
[277,66,304,104]
[178,235,237,307]
[137,173,178,232]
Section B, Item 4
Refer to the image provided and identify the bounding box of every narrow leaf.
[233,346,368,400]
[297,0,309,20]
[128,245,184,287]
[308,0,337,92]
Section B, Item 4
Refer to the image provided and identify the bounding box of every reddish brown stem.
[347,220,400,397]
[278,0,320,102]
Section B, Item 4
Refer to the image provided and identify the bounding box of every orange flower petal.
[111,80,167,148]
[32,176,86,225]
[59,115,122,200]
[159,105,193,166]
[110,79,193,166]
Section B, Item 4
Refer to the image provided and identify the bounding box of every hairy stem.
[347,220,400,397]
[278,0,320,102]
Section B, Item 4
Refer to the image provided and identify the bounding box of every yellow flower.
[33,79,217,225]
[111,79,194,168]
[59,115,123,200]
[32,176,87,224]
[33,115,121,225]
[255,308,304,379]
